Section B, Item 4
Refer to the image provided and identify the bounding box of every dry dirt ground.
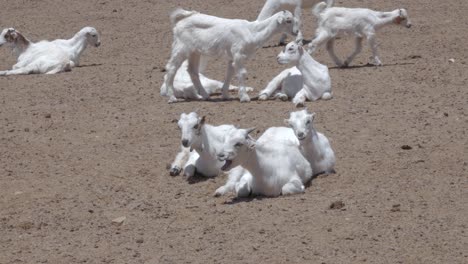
[0,0,467,263]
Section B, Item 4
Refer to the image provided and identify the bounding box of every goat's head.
[82,27,101,47]
[0,28,21,47]
[217,127,256,171]
[277,41,304,65]
[394,9,412,28]
[284,109,316,141]
[276,10,299,37]
[177,112,204,148]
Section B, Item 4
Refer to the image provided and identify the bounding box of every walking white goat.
[164,8,299,103]
[160,60,253,100]
[284,109,335,175]
[169,112,250,187]
[217,127,312,197]
[258,41,331,106]
[257,0,334,45]
[0,27,100,76]
[307,2,412,66]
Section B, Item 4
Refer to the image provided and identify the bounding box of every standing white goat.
[257,0,334,45]
[164,8,299,103]
[169,112,250,186]
[0,28,71,75]
[0,27,100,76]
[259,41,331,106]
[284,109,335,175]
[160,60,253,100]
[307,2,412,66]
[217,127,312,197]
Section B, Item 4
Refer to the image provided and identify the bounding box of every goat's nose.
[182,139,189,147]
[406,24,412,28]
[297,132,305,139]
[95,42,101,47]
[218,153,226,160]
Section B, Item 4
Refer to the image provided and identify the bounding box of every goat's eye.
[193,124,199,129]
[288,48,294,51]
[306,120,311,124]
[234,142,243,148]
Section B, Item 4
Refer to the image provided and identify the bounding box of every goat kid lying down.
[257,0,335,45]
[160,60,253,100]
[259,41,331,106]
[0,27,100,75]
[308,2,412,66]
[217,127,312,197]
[164,8,298,103]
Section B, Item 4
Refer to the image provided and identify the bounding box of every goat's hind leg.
[221,61,235,100]
[326,39,344,67]
[367,33,382,66]
[343,37,363,67]
[233,58,250,102]
[188,53,209,100]
[165,47,187,103]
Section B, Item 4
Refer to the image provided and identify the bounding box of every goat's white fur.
[285,109,335,175]
[308,2,412,66]
[217,127,312,197]
[164,8,299,103]
[160,60,253,100]
[259,41,331,106]
[0,27,100,76]
[257,0,334,45]
[169,113,251,193]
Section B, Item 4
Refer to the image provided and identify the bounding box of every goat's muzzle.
[182,139,189,147]
[95,42,101,47]
[406,23,412,28]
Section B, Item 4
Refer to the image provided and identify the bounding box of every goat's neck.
[250,16,283,47]
[236,147,258,173]
[296,53,320,77]
[192,124,222,155]
[301,128,322,156]
[375,10,398,30]
[67,31,88,59]
[12,34,31,58]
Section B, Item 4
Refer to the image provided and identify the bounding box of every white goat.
[160,60,253,100]
[307,2,412,66]
[0,28,71,75]
[169,112,250,188]
[52,26,101,67]
[257,0,334,45]
[164,8,299,103]
[259,41,331,106]
[217,127,312,197]
[285,109,335,175]
[0,27,100,76]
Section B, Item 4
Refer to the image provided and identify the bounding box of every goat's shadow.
[170,95,260,104]
[187,171,213,185]
[329,62,415,70]
[76,63,103,68]
[223,170,336,204]
[261,39,313,49]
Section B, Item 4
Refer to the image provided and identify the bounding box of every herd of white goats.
[0,0,412,197]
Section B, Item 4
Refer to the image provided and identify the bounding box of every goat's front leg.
[169,146,191,176]
[343,37,363,67]
[188,53,209,100]
[293,5,304,45]
[221,61,235,100]
[326,39,343,67]
[367,34,382,66]
[281,177,305,195]
[307,30,330,54]
[0,66,35,76]
[233,58,250,102]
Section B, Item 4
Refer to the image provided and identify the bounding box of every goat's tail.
[170,8,198,25]
[312,2,329,17]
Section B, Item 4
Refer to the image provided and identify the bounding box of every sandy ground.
[0,0,467,263]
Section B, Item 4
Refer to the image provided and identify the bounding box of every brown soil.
[1,0,467,263]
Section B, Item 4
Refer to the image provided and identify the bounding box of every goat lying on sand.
[164,8,298,103]
[307,2,412,66]
[259,41,331,106]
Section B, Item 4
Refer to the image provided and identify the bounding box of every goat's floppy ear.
[277,14,285,24]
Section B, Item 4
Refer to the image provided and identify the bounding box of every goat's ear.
[247,136,256,150]
[277,15,285,24]
[199,116,206,126]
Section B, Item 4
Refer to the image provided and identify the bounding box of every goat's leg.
[0,66,35,76]
[182,151,199,179]
[326,39,343,67]
[367,34,382,66]
[221,61,235,100]
[214,166,245,197]
[188,53,209,100]
[235,173,253,198]
[292,88,307,107]
[258,68,290,100]
[281,177,305,195]
[307,30,331,54]
[344,37,363,67]
[169,146,191,176]
[293,6,304,45]
[233,58,250,102]
[165,49,187,103]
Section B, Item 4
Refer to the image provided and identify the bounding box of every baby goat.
[260,41,331,106]
[257,0,334,45]
[164,8,298,103]
[285,109,335,175]
[307,2,412,66]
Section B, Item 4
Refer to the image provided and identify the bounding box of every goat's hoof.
[258,94,268,101]
[278,94,288,101]
[214,187,227,197]
[294,102,305,108]
[239,95,251,103]
[168,96,178,103]
[169,166,181,176]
